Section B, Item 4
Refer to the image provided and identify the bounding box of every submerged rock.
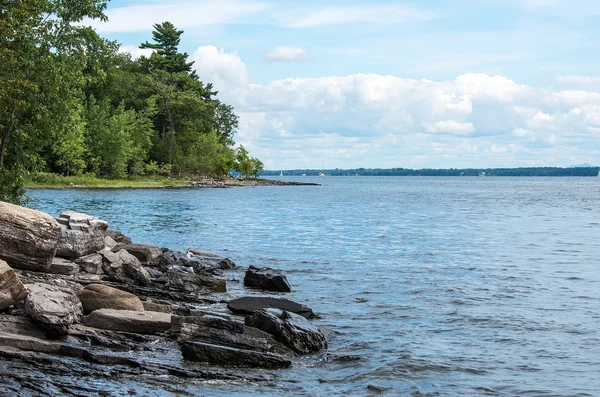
[244,265,291,292]
[56,211,108,258]
[180,341,291,369]
[246,308,327,354]
[84,309,172,333]
[166,268,226,293]
[77,284,144,314]
[0,260,28,309]
[0,201,61,272]
[25,283,83,334]
[227,296,314,318]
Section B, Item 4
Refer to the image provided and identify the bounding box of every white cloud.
[118,45,153,60]
[87,0,270,32]
[190,46,600,168]
[264,46,309,63]
[555,75,600,86]
[280,4,441,28]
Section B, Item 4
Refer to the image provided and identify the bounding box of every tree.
[139,21,195,75]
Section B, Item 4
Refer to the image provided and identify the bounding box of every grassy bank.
[24,172,187,188]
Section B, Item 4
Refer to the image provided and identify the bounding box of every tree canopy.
[0,7,262,203]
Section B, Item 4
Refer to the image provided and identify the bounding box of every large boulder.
[56,212,108,258]
[227,296,315,318]
[112,244,163,266]
[245,309,327,354]
[100,249,151,286]
[166,268,226,293]
[244,265,291,292]
[83,309,171,333]
[25,283,83,334]
[0,201,61,271]
[77,284,144,314]
[0,260,28,309]
[180,341,291,369]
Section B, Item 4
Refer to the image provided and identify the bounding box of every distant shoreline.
[263,166,600,177]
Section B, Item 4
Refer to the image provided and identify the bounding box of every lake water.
[28,177,600,396]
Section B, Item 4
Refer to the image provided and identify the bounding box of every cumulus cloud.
[118,45,153,60]
[555,75,600,86]
[264,46,309,63]
[191,47,600,169]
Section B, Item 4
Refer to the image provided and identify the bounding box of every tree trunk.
[0,124,11,170]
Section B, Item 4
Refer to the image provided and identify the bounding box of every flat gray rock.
[227,296,314,318]
[84,309,171,333]
[25,283,83,334]
[180,341,291,368]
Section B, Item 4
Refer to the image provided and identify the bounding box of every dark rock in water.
[75,253,104,274]
[0,260,28,310]
[25,282,83,334]
[48,257,79,275]
[166,268,226,293]
[227,296,314,318]
[77,284,144,314]
[244,265,291,292]
[180,341,291,368]
[100,248,151,286]
[246,309,327,354]
[160,250,235,274]
[0,201,61,272]
[83,308,172,333]
[56,211,108,258]
[172,314,244,334]
[106,229,133,245]
[112,244,163,266]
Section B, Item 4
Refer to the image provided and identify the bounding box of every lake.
[28,176,600,396]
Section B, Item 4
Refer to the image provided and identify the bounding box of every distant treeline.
[262,167,600,177]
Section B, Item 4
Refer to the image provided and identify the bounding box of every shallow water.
[28,177,600,396]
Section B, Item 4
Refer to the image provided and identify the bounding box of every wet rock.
[227,296,314,318]
[172,314,244,334]
[75,253,103,274]
[0,260,28,309]
[113,244,163,266]
[100,249,151,286]
[106,229,133,245]
[244,265,291,292]
[180,341,291,369]
[48,257,79,275]
[166,268,226,293]
[245,308,327,354]
[77,284,144,314]
[161,250,236,274]
[0,201,61,272]
[25,283,83,334]
[56,212,108,258]
[83,309,172,333]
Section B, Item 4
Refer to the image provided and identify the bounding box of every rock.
[100,249,151,286]
[0,201,61,271]
[0,260,28,309]
[83,309,171,333]
[244,265,291,292]
[77,284,144,314]
[186,249,237,270]
[245,309,327,354]
[48,257,79,275]
[106,229,133,245]
[161,250,236,274]
[112,244,163,266]
[103,235,118,250]
[166,268,226,293]
[75,253,104,274]
[227,296,315,318]
[56,211,108,258]
[172,314,244,334]
[25,283,83,334]
[180,341,291,369]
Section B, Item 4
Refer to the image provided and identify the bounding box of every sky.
[88,0,600,169]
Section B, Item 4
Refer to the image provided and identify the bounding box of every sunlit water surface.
[28,177,600,396]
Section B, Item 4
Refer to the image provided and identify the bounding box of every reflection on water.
[28,177,600,396]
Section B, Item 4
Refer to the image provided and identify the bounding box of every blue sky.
[89,0,600,169]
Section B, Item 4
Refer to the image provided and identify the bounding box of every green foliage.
[0,14,262,200]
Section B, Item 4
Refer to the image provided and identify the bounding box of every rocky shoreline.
[27,177,321,189]
[0,201,328,395]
